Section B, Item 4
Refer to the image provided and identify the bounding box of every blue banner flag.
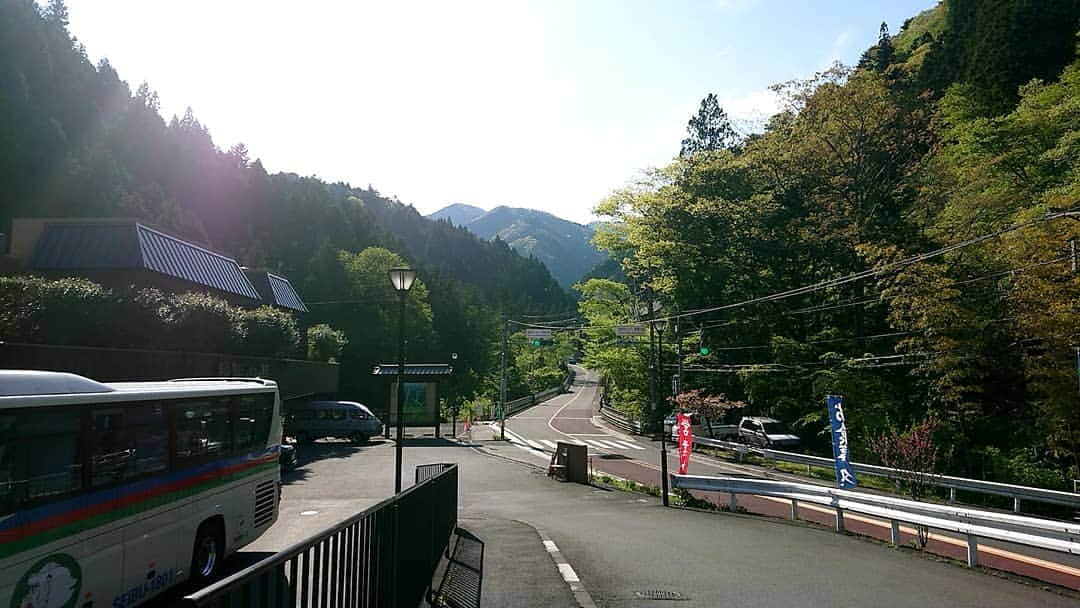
[826,395,858,489]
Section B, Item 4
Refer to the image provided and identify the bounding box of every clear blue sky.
[65,0,938,224]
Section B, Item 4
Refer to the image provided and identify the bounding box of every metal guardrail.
[178,464,459,608]
[503,371,575,417]
[692,436,1080,513]
[673,474,1080,568]
[598,404,643,435]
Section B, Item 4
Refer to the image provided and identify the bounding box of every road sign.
[525,328,553,339]
[615,324,646,337]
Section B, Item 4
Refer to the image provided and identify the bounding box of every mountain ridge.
[427,204,607,288]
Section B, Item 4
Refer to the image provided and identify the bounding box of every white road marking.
[558,563,580,583]
[592,440,620,449]
[541,440,558,449]
[526,439,546,450]
[611,440,644,450]
[513,443,550,462]
[543,540,559,553]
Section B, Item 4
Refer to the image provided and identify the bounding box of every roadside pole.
[657,319,669,507]
[499,319,509,440]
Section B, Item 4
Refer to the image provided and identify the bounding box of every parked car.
[279,442,299,471]
[737,416,800,448]
[286,400,383,444]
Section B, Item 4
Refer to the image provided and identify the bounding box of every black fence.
[415,463,455,484]
[178,464,458,608]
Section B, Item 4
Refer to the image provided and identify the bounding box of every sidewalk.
[445,517,579,608]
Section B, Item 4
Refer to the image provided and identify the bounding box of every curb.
[533,526,598,608]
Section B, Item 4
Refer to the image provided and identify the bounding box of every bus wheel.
[350,432,367,444]
[190,521,224,585]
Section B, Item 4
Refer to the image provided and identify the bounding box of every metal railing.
[673,474,1080,568]
[692,436,1080,513]
[503,371,575,417]
[598,404,643,435]
[178,464,459,608]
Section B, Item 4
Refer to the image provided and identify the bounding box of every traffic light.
[699,332,709,356]
[532,339,541,347]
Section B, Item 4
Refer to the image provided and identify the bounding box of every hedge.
[0,275,335,360]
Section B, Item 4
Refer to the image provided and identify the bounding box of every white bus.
[0,371,282,608]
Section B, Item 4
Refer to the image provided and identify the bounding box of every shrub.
[307,323,347,362]
[110,287,169,347]
[162,291,240,353]
[0,276,115,346]
[237,306,300,357]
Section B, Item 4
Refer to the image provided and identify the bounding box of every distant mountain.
[428,203,486,226]
[427,205,607,288]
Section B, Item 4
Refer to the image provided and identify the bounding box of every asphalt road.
[194,380,1080,606]
[496,365,1080,592]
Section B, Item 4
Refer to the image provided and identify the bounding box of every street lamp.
[388,267,417,494]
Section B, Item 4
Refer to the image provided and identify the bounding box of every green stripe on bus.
[0,462,277,559]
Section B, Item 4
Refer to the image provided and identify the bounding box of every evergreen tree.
[679,93,739,157]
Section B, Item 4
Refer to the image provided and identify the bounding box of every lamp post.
[388,267,417,494]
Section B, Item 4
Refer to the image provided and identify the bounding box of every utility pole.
[675,303,684,395]
[499,319,509,440]
[656,316,669,507]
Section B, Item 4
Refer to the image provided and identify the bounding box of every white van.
[286,400,383,444]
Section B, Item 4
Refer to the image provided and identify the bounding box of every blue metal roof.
[29,221,260,301]
[266,272,309,312]
[136,225,259,299]
[30,222,141,268]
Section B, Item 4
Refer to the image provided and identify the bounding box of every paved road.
[195,416,1077,605]
[496,366,1080,591]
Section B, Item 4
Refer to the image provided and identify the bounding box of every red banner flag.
[676,413,693,475]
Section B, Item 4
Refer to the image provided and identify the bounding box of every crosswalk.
[492,425,646,452]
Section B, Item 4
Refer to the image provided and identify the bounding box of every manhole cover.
[599,453,630,460]
[635,590,686,601]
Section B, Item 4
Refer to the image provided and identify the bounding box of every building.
[4,218,307,312]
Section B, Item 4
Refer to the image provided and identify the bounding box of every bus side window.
[175,400,232,463]
[253,394,274,447]
[0,410,82,515]
[128,403,168,475]
[235,394,275,451]
[235,396,258,451]
[90,410,132,486]
[332,408,346,421]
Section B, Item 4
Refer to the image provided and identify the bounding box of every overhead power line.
[660,210,1076,324]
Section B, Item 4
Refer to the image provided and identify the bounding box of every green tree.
[679,93,739,156]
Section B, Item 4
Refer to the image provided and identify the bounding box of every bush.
[0,276,115,346]
[307,323,347,362]
[237,306,300,357]
[162,292,240,353]
[0,275,345,360]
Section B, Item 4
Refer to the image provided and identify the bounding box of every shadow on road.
[285,438,389,476]
[403,437,465,448]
